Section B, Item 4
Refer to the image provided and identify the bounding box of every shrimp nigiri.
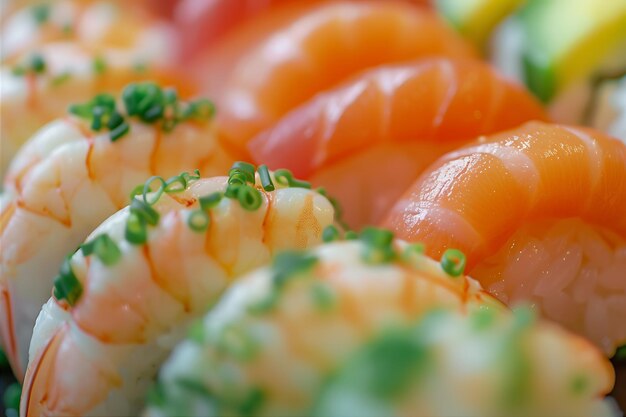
[250,58,546,228]
[195,0,477,155]
[0,83,233,379]
[1,0,177,63]
[21,169,334,416]
[146,235,615,416]
[383,121,626,355]
[0,43,190,181]
[314,307,618,417]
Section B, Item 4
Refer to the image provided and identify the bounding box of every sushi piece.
[382,121,626,355]
[314,307,618,417]
[175,0,432,60]
[193,0,477,155]
[249,58,546,228]
[145,234,615,417]
[0,0,178,63]
[0,43,191,181]
[20,170,334,416]
[0,83,234,380]
[0,0,185,181]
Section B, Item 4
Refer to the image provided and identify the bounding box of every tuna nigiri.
[250,59,546,228]
[382,121,626,355]
[194,1,477,156]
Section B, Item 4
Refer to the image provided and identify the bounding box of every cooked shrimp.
[314,307,617,417]
[148,236,614,416]
[1,0,177,63]
[21,170,334,416]
[0,42,191,181]
[193,0,476,155]
[382,121,626,355]
[0,83,234,379]
[249,58,546,228]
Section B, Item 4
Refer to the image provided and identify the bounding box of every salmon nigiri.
[195,1,476,156]
[176,0,432,60]
[382,121,626,355]
[250,59,547,228]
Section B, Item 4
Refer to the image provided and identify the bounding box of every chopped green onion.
[31,4,50,24]
[3,382,21,411]
[614,345,626,360]
[224,183,241,199]
[359,227,396,264]
[92,56,107,75]
[109,121,129,141]
[129,184,144,201]
[360,227,394,248]
[257,164,274,191]
[142,176,167,205]
[184,99,215,121]
[273,169,292,186]
[165,175,187,193]
[345,230,358,240]
[51,72,71,86]
[125,212,148,245]
[228,171,248,186]
[80,234,121,266]
[188,209,210,232]
[272,251,318,288]
[53,256,82,306]
[237,185,263,211]
[229,161,256,183]
[30,53,46,73]
[273,169,311,188]
[199,192,223,211]
[440,248,466,277]
[130,198,160,226]
[310,283,336,311]
[402,243,425,264]
[322,225,340,243]
[106,111,124,130]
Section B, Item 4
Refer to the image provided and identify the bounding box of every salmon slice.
[176,0,432,60]
[382,121,626,354]
[250,59,547,228]
[193,1,476,156]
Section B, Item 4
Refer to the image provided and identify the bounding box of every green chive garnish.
[274,169,310,188]
[237,185,263,211]
[142,176,166,205]
[322,225,340,242]
[272,251,319,288]
[31,4,50,24]
[229,161,256,183]
[81,234,121,266]
[125,212,148,245]
[92,56,107,75]
[224,183,241,199]
[199,192,223,211]
[258,164,274,191]
[359,227,396,264]
[109,121,129,141]
[53,256,82,306]
[130,198,160,226]
[188,209,210,232]
[51,72,71,86]
[164,175,187,193]
[440,248,466,277]
[345,230,358,240]
[31,54,46,73]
